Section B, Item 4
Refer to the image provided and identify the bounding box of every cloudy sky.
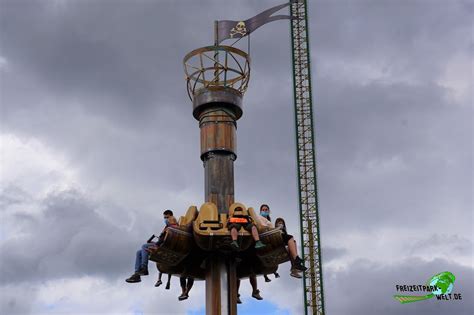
[0,0,472,314]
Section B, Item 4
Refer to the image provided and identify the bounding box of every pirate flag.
[216,0,300,44]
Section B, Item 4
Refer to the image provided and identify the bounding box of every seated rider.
[236,275,263,304]
[256,204,280,282]
[125,209,177,283]
[274,217,307,278]
[154,272,171,289]
[227,206,265,250]
[255,204,274,229]
[178,276,194,301]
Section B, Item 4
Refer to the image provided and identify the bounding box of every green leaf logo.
[393,271,455,304]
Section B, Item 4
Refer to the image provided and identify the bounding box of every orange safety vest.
[229,217,249,224]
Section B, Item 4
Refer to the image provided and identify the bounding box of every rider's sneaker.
[252,290,263,300]
[125,273,141,283]
[293,256,307,272]
[178,291,189,301]
[290,268,303,279]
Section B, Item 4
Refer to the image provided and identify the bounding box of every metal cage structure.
[290,0,325,314]
[183,45,250,101]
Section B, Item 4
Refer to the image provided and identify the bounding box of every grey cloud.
[408,234,473,257]
[313,79,472,233]
[0,284,37,315]
[0,189,140,285]
[311,0,472,80]
[0,185,34,209]
[322,246,348,263]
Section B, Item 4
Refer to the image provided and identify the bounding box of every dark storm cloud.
[0,189,139,284]
[1,0,188,127]
[0,0,260,126]
[314,79,472,232]
[311,0,472,78]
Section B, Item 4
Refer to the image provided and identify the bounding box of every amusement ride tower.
[183,45,250,314]
[148,1,325,314]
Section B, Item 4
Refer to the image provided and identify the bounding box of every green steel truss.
[290,1,325,314]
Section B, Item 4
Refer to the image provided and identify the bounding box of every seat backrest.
[247,207,260,227]
[228,202,248,217]
[195,202,222,230]
[198,202,218,220]
[179,205,198,227]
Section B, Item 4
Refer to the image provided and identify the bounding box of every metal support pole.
[194,89,243,315]
[185,43,248,315]
[205,256,238,315]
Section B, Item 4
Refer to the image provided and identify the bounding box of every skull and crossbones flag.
[216,0,300,44]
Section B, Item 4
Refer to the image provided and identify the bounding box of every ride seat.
[246,207,289,267]
[193,202,253,251]
[228,202,248,217]
[178,205,198,230]
[195,202,223,230]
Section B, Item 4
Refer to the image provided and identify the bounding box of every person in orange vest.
[227,206,265,250]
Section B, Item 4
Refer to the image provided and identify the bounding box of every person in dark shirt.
[274,217,307,278]
[178,276,194,301]
[125,209,176,283]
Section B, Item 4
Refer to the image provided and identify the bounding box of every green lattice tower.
[290,1,325,314]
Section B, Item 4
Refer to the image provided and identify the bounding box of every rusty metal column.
[194,88,242,214]
[193,88,242,315]
[184,44,249,315]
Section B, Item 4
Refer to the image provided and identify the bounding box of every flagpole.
[213,20,219,84]
[214,20,218,46]
[248,33,250,56]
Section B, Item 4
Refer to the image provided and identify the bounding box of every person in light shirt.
[255,203,274,228]
[257,204,281,282]
[257,204,308,278]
